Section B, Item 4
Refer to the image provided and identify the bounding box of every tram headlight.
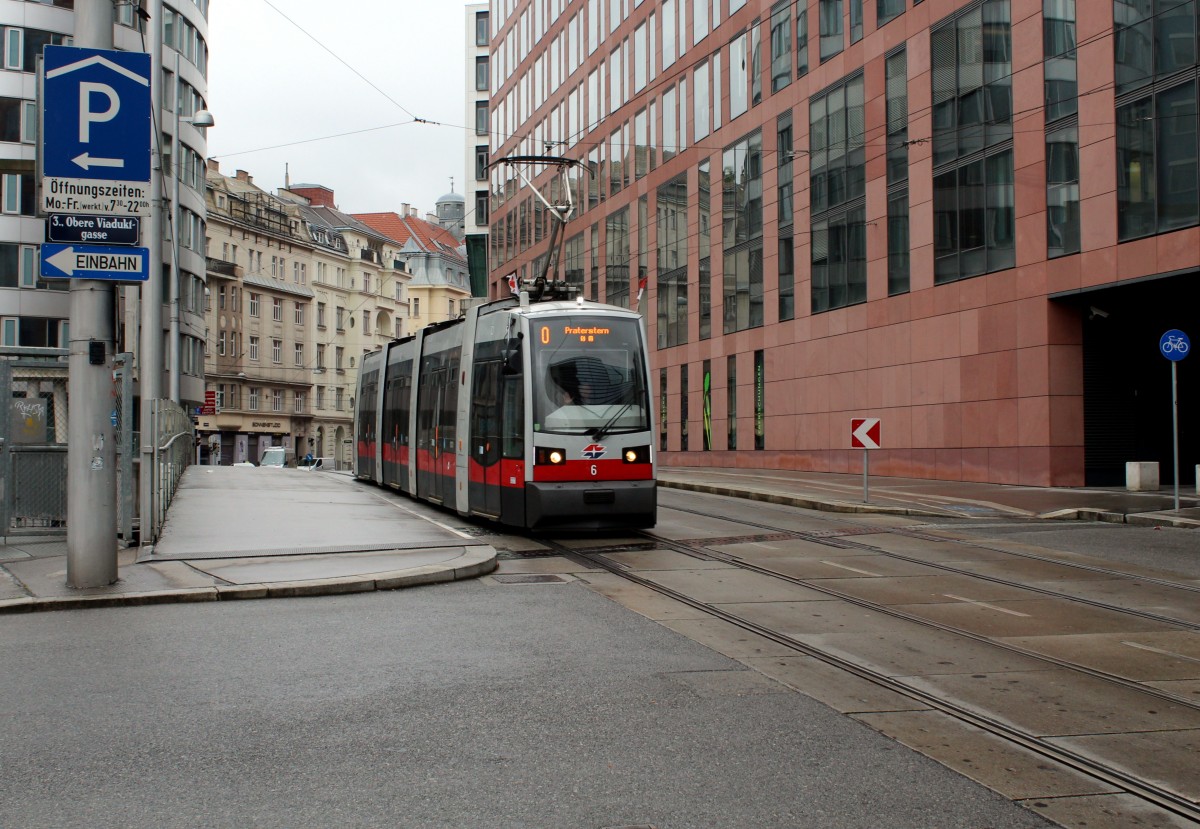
[623,445,650,464]
[536,447,567,465]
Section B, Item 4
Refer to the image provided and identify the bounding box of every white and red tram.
[355,291,656,530]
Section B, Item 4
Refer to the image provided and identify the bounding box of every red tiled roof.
[353,212,464,261]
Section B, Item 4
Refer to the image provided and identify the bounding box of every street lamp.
[169,50,214,402]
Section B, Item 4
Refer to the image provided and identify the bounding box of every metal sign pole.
[1172,360,1180,512]
[64,0,118,588]
[863,448,869,504]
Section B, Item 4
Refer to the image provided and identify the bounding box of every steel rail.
[556,538,1200,825]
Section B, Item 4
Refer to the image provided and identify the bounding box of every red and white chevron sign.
[851,418,881,449]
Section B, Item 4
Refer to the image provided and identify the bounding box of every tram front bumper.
[525,479,657,530]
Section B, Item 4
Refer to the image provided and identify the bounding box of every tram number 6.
[540,326,551,345]
[591,464,598,476]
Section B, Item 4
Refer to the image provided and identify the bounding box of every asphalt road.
[0,577,1051,829]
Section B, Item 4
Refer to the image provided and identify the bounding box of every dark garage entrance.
[1069,270,1199,487]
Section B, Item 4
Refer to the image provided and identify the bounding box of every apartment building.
[466,1,492,297]
[0,1,210,408]
[485,0,1200,487]
[354,206,472,330]
[202,166,315,465]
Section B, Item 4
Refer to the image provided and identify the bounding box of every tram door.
[469,360,503,517]
[416,367,443,502]
[438,353,459,506]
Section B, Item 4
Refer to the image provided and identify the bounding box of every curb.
[0,546,497,615]
[658,479,964,519]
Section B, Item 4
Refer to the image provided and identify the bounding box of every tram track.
[659,499,1200,629]
[535,500,1200,825]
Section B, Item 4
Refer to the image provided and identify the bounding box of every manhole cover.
[491,574,567,584]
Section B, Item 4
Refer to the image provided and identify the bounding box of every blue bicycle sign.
[1160,329,1190,361]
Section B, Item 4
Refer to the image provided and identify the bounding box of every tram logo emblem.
[582,443,607,459]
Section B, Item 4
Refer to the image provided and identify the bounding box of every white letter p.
[79,82,120,142]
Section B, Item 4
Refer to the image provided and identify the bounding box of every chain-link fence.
[0,350,70,536]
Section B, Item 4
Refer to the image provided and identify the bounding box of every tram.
[355,283,656,530]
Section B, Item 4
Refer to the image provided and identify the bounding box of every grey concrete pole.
[66,0,118,587]
[139,0,165,542]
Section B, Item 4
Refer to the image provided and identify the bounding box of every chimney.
[207,158,220,173]
[235,169,253,184]
[400,203,410,217]
[288,185,336,208]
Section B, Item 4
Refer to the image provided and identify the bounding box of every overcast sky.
[206,0,472,216]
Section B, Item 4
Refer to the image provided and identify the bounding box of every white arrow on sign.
[851,418,881,449]
[72,152,125,170]
[45,246,142,277]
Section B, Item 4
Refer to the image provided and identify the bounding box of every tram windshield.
[531,315,651,436]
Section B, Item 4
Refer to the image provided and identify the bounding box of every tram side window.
[440,350,461,455]
[472,360,502,465]
[501,374,524,459]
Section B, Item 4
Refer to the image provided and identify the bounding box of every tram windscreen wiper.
[590,397,637,441]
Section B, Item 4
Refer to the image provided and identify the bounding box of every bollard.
[1126,462,1160,492]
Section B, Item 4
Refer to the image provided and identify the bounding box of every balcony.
[206,257,242,278]
[360,249,379,264]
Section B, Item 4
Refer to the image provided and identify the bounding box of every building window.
[819,0,843,62]
[411,297,420,318]
[294,303,304,325]
[774,232,793,323]
[679,363,689,451]
[272,390,283,412]
[1047,126,1081,257]
[879,0,905,26]
[249,336,259,361]
[475,101,489,135]
[476,190,489,225]
[475,10,490,46]
[931,0,1015,282]
[272,339,282,364]
[727,355,737,450]
[699,160,712,340]
[605,207,630,307]
[475,145,489,180]
[659,368,668,451]
[249,388,260,411]
[886,49,911,294]
[723,131,765,333]
[931,0,1012,168]
[796,3,809,77]
[294,343,304,367]
[933,151,1016,282]
[317,302,326,328]
[771,1,793,94]
[888,193,911,295]
[272,297,282,321]
[810,73,866,313]
[657,174,688,349]
[249,293,259,317]
[1044,0,1077,121]
[1114,0,1196,95]
[1117,83,1200,239]
[476,56,490,91]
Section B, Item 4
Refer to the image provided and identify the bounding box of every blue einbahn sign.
[40,243,149,282]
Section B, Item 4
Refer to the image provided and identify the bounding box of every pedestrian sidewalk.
[0,466,496,614]
[656,465,1200,528]
[3,465,1196,614]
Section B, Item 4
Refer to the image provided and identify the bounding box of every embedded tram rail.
[514,493,1200,828]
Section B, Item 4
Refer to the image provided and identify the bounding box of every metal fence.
[0,349,70,537]
[144,398,193,544]
[0,348,192,546]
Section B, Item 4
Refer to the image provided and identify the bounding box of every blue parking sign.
[42,46,151,183]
